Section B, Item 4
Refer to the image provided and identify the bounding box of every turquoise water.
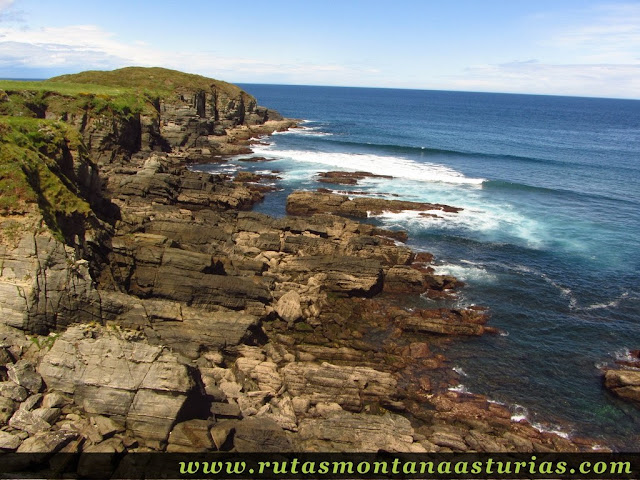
[202,85,640,449]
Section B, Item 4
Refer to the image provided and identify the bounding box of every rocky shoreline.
[0,68,610,464]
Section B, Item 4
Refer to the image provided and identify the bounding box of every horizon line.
[2,77,639,102]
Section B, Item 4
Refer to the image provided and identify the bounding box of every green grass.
[0,117,92,239]
[0,79,134,97]
[0,67,254,121]
[49,66,245,97]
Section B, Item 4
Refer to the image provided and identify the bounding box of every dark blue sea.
[205,85,640,449]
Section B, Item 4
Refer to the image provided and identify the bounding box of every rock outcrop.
[286,190,462,218]
[603,350,640,406]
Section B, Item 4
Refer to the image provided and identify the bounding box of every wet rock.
[604,368,640,405]
[286,190,461,218]
[316,171,393,186]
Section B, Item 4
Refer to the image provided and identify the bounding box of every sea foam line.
[251,145,485,186]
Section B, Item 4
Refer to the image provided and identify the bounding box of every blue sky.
[0,0,639,98]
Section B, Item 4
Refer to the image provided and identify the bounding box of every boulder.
[275,291,303,323]
[7,360,43,393]
[604,368,640,404]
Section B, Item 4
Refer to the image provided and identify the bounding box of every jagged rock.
[210,402,242,418]
[383,266,428,293]
[0,347,13,366]
[0,235,102,333]
[0,381,28,402]
[282,362,397,412]
[430,431,468,451]
[0,430,22,451]
[16,430,77,453]
[210,421,235,450]
[41,392,70,408]
[400,308,489,336]
[21,394,43,411]
[7,361,42,394]
[235,357,282,395]
[126,389,189,444]
[9,407,51,434]
[297,410,425,452]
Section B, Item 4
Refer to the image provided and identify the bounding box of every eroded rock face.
[0,234,101,334]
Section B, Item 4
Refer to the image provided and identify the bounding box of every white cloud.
[545,3,640,63]
[445,61,640,98]
[0,24,378,84]
[0,0,14,11]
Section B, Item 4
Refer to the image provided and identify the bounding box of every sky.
[0,0,639,98]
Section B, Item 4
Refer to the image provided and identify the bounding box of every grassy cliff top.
[0,67,255,119]
[49,67,248,98]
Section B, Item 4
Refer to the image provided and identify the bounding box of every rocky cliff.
[0,68,605,468]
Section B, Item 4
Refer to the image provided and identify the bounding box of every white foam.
[251,145,485,185]
[432,262,498,284]
[580,291,631,312]
[510,404,529,423]
[453,366,468,377]
[448,384,470,394]
[509,404,571,438]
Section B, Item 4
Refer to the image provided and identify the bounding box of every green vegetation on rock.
[0,116,92,238]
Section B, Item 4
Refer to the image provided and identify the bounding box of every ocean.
[202,85,640,449]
